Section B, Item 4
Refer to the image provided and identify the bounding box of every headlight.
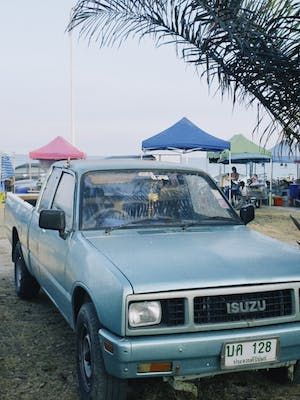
[128,301,162,327]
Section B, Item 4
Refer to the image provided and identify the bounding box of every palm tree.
[69,0,300,145]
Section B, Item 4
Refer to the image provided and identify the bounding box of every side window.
[38,169,61,211]
[51,173,75,230]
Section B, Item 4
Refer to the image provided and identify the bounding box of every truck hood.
[83,226,300,294]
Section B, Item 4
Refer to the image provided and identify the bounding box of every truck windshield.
[80,170,239,230]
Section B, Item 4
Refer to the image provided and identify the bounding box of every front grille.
[194,289,293,324]
[161,298,185,326]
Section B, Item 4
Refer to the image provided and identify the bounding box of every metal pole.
[12,152,15,192]
[29,156,32,181]
[0,153,2,192]
[69,6,75,145]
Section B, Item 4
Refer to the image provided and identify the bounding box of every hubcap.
[80,326,93,386]
[15,260,22,290]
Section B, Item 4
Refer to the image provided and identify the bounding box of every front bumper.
[99,322,300,379]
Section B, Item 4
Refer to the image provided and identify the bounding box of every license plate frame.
[221,337,280,370]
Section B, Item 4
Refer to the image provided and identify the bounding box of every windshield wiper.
[203,216,239,223]
[181,216,238,229]
[104,216,180,233]
[104,215,239,233]
[181,221,203,229]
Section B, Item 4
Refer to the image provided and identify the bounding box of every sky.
[0,1,277,157]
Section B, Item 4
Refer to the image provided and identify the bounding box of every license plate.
[221,338,278,369]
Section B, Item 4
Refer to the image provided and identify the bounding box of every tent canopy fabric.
[209,134,271,164]
[142,117,230,153]
[271,141,300,164]
[29,136,86,160]
[0,154,14,180]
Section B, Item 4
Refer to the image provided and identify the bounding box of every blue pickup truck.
[4,159,300,400]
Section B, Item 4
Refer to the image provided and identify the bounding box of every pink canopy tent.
[29,136,86,160]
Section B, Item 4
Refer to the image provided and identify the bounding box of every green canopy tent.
[208,134,272,205]
[208,134,271,164]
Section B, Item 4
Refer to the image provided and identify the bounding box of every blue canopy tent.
[271,141,300,164]
[0,153,14,196]
[270,142,300,198]
[142,117,230,154]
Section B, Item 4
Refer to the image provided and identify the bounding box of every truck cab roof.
[52,158,208,176]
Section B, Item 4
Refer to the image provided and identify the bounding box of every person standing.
[231,166,239,182]
[228,167,239,206]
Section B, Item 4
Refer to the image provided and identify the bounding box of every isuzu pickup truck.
[4,159,300,400]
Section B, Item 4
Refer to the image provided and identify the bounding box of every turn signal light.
[103,340,114,354]
[137,362,172,373]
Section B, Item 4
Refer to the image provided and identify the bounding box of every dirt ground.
[0,205,300,400]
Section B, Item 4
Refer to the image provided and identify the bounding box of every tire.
[76,302,127,400]
[267,364,300,384]
[268,366,292,384]
[292,362,300,384]
[14,242,40,300]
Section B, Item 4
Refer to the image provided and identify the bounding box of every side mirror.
[240,204,255,225]
[39,210,66,235]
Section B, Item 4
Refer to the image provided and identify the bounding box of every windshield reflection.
[80,170,239,230]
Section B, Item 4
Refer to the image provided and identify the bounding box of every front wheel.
[292,362,300,384]
[76,302,127,400]
[268,363,300,384]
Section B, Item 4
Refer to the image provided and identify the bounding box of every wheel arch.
[72,285,94,327]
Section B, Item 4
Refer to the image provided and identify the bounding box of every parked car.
[14,179,39,194]
[4,159,300,400]
[14,162,45,181]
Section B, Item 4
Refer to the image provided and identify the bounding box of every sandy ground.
[0,204,300,400]
[248,206,300,246]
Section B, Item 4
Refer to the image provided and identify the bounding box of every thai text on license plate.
[221,338,278,369]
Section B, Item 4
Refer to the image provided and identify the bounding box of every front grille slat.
[194,289,293,324]
[161,298,185,326]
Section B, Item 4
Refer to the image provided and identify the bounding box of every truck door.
[37,171,75,320]
[28,168,62,279]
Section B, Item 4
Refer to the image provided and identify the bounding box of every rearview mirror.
[240,205,255,225]
[39,210,66,234]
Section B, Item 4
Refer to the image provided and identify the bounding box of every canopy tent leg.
[29,158,32,181]
[229,151,232,205]
[269,159,273,206]
[249,162,253,178]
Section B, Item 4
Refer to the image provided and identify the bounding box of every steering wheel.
[85,208,129,228]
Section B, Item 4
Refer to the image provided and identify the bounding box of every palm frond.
[69,0,300,145]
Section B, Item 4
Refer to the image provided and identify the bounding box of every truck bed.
[16,192,39,206]
[4,193,35,261]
